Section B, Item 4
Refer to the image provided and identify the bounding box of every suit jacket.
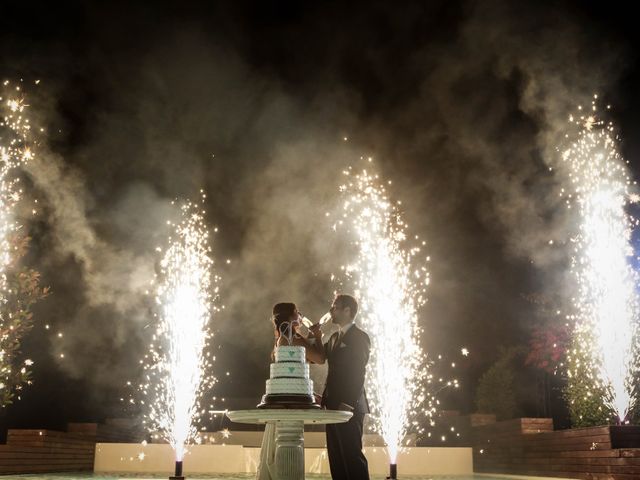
[322,324,370,414]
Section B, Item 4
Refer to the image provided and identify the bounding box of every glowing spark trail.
[144,198,218,463]
[336,167,430,464]
[563,98,639,421]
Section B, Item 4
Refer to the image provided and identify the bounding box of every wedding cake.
[258,346,320,409]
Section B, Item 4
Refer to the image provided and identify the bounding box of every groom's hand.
[310,324,322,335]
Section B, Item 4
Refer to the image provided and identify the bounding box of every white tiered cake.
[258,346,320,409]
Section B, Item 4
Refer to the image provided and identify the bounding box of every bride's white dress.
[257,323,335,479]
[256,422,277,480]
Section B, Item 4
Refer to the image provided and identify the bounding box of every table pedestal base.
[257,420,305,480]
[274,421,304,480]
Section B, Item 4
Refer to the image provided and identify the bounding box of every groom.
[305,294,371,480]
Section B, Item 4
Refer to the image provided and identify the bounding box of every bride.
[272,302,307,350]
[257,302,306,480]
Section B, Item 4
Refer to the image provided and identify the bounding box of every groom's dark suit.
[322,324,370,480]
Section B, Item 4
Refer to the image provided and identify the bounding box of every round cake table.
[227,409,352,480]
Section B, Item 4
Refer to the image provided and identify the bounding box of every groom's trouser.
[326,412,370,480]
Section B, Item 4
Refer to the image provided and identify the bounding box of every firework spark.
[336,167,431,463]
[143,197,218,462]
[563,97,639,421]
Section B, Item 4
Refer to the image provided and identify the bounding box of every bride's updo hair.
[272,302,297,339]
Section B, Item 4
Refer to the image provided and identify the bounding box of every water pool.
[0,474,569,480]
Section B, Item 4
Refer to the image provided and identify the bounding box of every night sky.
[1,1,639,433]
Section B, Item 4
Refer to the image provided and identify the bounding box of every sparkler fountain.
[143,198,218,479]
[562,98,639,423]
[336,167,430,478]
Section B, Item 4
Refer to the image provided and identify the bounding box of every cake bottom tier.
[266,377,314,395]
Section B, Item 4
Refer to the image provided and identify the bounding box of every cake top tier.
[274,346,306,363]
